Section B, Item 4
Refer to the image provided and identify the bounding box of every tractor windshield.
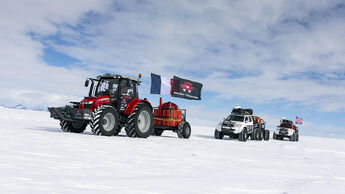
[94,79,119,97]
[226,115,244,122]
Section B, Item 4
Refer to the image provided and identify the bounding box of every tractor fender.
[124,98,152,115]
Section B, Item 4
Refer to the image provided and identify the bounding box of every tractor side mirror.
[84,80,89,87]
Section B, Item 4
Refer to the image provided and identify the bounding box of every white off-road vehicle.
[214,106,269,142]
[273,119,299,141]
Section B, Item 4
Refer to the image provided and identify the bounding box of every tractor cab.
[82,74,140,113]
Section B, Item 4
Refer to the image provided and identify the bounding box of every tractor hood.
[80,96,110,110]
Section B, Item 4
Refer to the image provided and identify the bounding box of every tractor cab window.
[120,79,135,97]
[96,79,119,97]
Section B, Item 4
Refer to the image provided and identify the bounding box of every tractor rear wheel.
[90,105,120,136]
[214,129,224,139]
[60,120,87,133]
[125,102,154,138]
[177,121,191,139]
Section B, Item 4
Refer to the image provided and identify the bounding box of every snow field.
[0,107,344,194]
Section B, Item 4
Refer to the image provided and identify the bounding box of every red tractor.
[48,73,154,138]
[152,98,191,138]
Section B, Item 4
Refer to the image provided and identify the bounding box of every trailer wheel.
[214,129,224,139]
[177,121,191,139]
[125,102,154,138]
[239,128,248,142]
[90,105,120,136]
[60,120,87,133]
[264,130,270,141]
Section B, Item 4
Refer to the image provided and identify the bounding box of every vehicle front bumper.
[48,106,93,122]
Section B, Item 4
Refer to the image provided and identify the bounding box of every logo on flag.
[171,76,203,100]
[295,116,303,125]
[150,73,171,95]
[180,82,195,93]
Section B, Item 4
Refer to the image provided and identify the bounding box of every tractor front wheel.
[60,120,87,133]
[90,105,120,136]
[125,102,154,138]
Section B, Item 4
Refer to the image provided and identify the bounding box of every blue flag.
[150,73,171,95]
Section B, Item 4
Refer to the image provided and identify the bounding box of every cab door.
[118,79,137,112]
[245,116,254,132]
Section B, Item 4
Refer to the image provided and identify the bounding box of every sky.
[1,0,345,138]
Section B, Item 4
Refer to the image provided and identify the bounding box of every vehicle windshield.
[280,123,292,128]
[94,79,119,97]
[226,115,244,122]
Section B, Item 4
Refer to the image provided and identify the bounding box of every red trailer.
[152,98,191,138]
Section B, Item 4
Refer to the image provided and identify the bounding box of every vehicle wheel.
[214,129,224,139]
[125,102,154,138]
[153,130,163,136]
[239,128,248,142]
[251,132,256,140]
[90,105,120,136]
[289,133,295,141]
[273,132,277,140]
[177,122,191,139]
[258,129,263,141]
[60,120,87,133]
[264,130,270,141]
[296,133,299,142]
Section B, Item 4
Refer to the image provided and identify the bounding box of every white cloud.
[1,0,345,129]
[0,0,111,107]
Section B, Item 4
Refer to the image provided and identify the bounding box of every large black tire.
[90,105,120,136]
[153,129,163,136]
[125,102,154,138]
[289,133,296,141]
[60,120,87,133]
[273,132,277,140]
[255,128,264,141]
[296,133,299,142]
[239,128,248,142]
[250,132,256,140]
[264,130,270,141]
[177,121,191,139]
[214,129,224,139]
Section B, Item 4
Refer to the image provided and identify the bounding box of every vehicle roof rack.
[97,73,140,83]
[231,108,253,115]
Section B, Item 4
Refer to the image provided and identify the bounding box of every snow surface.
[0,107,344,194]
